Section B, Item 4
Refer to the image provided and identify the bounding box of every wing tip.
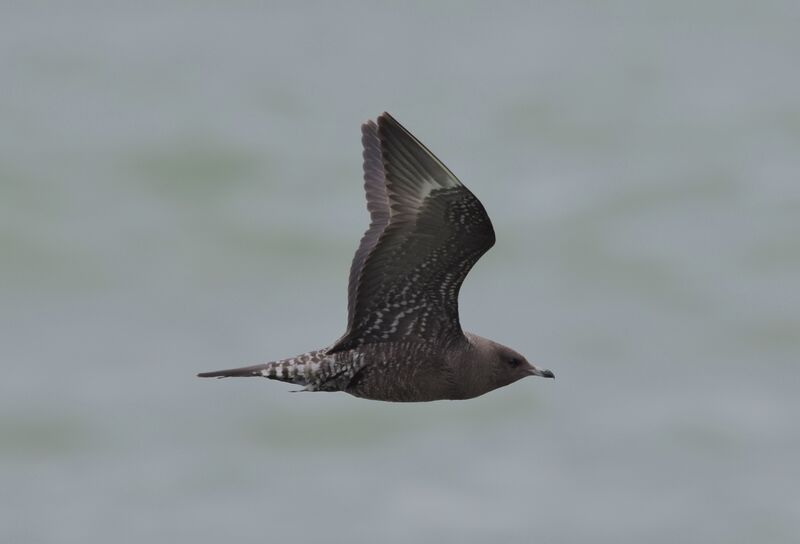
[363,112,396,133]
[377,111,399,129]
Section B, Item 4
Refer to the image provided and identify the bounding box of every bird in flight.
[198,113,554,401]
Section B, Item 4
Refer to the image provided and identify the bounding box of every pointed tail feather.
[197,363,271,378]
[198,349,328,385]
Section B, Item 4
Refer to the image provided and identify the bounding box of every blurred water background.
[2,2,799,543]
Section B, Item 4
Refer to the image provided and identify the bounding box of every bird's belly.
[344,359,454,402]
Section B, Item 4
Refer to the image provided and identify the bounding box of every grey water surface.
[2,2,799,543]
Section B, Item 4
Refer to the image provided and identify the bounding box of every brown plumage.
[198,113,554,401]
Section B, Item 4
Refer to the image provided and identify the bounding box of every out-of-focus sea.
[1,3,798,543]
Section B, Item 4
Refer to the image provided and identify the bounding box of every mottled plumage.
[198,113,554,401]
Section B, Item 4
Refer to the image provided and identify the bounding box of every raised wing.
[330,113,495,353]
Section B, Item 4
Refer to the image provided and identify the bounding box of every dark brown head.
[489,342,554,387]
[460,333,554,398]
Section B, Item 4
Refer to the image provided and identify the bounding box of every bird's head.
[489,342,555,388]
[461,333,554,396]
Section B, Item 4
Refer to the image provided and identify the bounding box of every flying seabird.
[198,113,554,401]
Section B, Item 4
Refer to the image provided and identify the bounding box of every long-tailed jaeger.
[198,112,554,401]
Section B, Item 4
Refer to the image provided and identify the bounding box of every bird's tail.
[197,363,273,379]
[197,349,330,386]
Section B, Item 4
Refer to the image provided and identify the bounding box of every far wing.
[331,113,495,352]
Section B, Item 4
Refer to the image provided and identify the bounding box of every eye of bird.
[509,358,522,368]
